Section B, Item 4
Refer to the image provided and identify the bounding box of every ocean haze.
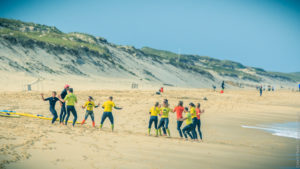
[0,0,299,72]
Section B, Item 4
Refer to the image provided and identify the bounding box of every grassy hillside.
[1,18,299,83]
[0,18,110,58]
[141,47,262,82]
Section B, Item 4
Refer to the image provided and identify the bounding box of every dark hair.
[109,96,113,100]
[155,102,159,107]
[184,107,188,111]
[178,101,183,106]
[163,99,168,104]
[52,91,56,95]
[69,88,73,93]
[189,102,195,107]
[89,96,94,100]
[197,103,200,108]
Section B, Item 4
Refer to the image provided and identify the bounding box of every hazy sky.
[0,0,299,72]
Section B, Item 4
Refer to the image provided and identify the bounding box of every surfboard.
[0,113,20,118]
[0,111,81,123]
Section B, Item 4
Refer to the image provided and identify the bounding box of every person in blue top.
[59,84,70,124]
[41,91,59,124]
[298,83,300,92]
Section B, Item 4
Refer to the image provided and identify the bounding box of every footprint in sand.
[82,155,88,160]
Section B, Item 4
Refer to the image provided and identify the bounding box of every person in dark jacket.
[59,84,70,124]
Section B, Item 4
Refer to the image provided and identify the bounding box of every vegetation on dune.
[140,47,300,82]
[0,18,299,82]
[141,47,260,81]
[0,18,111,58]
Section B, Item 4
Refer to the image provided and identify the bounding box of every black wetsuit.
[59,89,68,123]
[45,97,59,123]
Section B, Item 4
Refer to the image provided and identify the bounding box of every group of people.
[41,84,122,131]
[41,84,205,141]
[148,99,205,141]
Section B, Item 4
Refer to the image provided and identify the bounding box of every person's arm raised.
[40,93,46,101]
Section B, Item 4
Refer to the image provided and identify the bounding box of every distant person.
[81,96,100,127]
[59,88,78,126]
[221,81,225,90]
[180,107,194,140]
[298,83,300,92]
[189,103,198,141]
[173,101,185,138]
[41,92,59,124]
[160,87,164,93]
[100,96,122,131]
[158,100,171,137]
[212,85,216,91]
[259,85,263,96]
[196,103,205,141]
[59,85,70,124]
[148,102,161,136]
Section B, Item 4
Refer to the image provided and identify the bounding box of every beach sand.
[0,89,299,169]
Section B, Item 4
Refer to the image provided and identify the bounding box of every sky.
[0,0,299,72]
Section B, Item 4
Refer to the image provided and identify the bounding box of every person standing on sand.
[179,107,194,140]
[298,83,300,92]
[173,101,185,138]
[41,91,59,124]
[259,85,263,96]
[221,81,225,90]
[59,85,70,124]
[196,103,205,141]
[100,96,122,131]
[148,102,161,136]
[59,88,78,126]
[157,100,171,137]
[190,103,198,141]
[81,96,100,127]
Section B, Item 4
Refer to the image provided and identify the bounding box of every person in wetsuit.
[41,91,59,124]
[59,88,78,126]
[173,101,185,138]
[59,84,70,124]
[100,96,122,131]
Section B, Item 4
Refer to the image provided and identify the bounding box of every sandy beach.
[0,89,299,169]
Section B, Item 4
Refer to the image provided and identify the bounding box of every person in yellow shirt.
[179,107,194,140]
[148,102,161,136]
[81,96,100,127]
[189,102,198,141]
[157,100,171,137]
[59,88,78,126]
[100,96,122,131]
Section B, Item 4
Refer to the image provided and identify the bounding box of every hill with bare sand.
[0,18,299,91]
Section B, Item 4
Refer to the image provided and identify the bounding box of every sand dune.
[0,89,299,169]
